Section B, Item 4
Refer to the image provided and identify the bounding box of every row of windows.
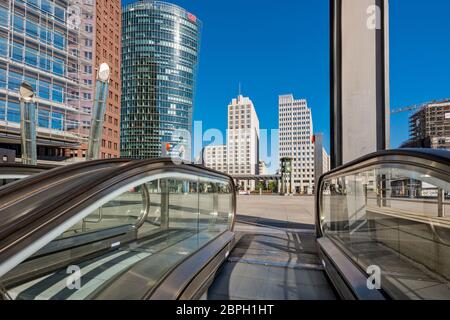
[122,28,198,51]
[5,41,66,76]
[122,12,199,39]
[8,13,66,50]
[0,100,79,132]
[0,69,71,104]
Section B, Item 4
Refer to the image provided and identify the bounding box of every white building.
[203,95,260,191]
[227,95,260,190]
[203,145,227,172]
[279,94,315,194]
[258,161,267,175]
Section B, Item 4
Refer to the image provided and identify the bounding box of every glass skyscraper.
[121,1,201,159]
[0,0,93,158]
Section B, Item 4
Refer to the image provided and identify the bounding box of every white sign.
[445,113,450,119]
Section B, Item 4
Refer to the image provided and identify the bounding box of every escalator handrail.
[0,158,131,199]
[0,158,236,278]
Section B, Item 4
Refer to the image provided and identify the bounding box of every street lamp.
[87,63,111,161]
[19,82,37,165]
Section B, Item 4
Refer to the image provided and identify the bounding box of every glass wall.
[0,174,234,300]
[320,165,450,299]
[0,0,94,147]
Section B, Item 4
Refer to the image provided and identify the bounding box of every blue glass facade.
[121,1,201,159]
[0,0,93,149]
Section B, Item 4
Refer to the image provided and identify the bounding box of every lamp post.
[87,63,110,161]
[19,82,37,165]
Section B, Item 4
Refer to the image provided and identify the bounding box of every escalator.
[316,149,450,300]
[1,149,449,300]
[0,158,236,300]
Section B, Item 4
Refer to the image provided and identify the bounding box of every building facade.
[258,160,267,175]
[0,0,89,160]
[202,95,261,191]
[95,0,121,159]
[401,100,450,151]
[279,94,315,194]
[227,95,260,191]
[0,0,121,162]
[203,144,226,172]
[121,1,201,159]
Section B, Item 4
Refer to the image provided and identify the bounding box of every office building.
[227,95,260,191]
[279,94,315,194]
[0,0,89,160]
[258,160,267,175]
[202,95,260,191]
[0,0,121,161]
[203,144,227,172]
[401,100,450,151]
[121,1,201,159]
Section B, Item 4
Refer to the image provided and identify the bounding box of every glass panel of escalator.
[320,165,450,300]
[168,178,199,230]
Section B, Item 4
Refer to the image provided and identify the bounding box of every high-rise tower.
[121,1,201,159]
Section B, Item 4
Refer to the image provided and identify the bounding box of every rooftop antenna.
[238,82,242,96]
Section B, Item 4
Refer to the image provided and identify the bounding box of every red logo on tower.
[187,12,197,23]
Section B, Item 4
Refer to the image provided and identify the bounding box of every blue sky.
[121,0,450,161]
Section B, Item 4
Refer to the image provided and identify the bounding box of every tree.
[256,181,265,191]
[268,181,277,193]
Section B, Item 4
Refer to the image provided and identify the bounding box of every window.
[39,57,51,71]
[52,85,64,103]
[0,6,8,28]
[25,48,38,66]
[0,99,5,120]
[11,43,23,62]
[54,6,65,21]
[7,101,20,123]
[38,82,50,100]
[0,68,6,89]
[53,58,64,75]
[54,31,65,50]
[0,37,7,57]
[13,14,24,32]
[84,65,92,74]
[41,0,53,14]
[26,20,39,38]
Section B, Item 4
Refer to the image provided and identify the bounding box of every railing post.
[160,179,170,229]
[438,188,445,218]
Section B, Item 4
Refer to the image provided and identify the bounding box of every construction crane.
[391,103,425,115]
[391,99,450,115]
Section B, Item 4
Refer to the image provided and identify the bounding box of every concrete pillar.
[330,0,390,167]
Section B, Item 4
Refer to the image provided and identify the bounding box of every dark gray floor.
[204,218,337,300]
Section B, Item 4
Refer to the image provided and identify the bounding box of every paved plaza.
[236,195,316,228]
[205,195,338,300]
